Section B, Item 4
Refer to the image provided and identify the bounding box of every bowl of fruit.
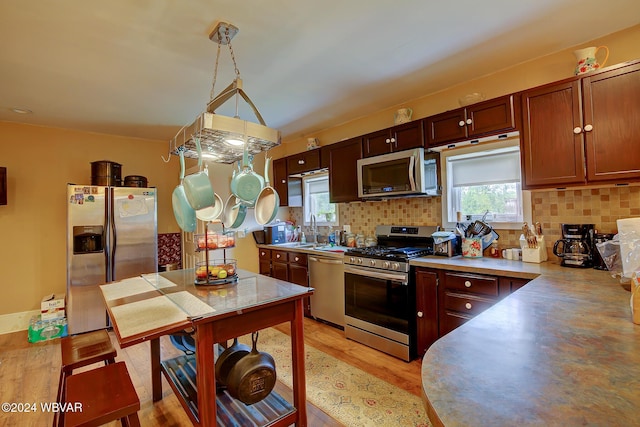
[195,259,237,285]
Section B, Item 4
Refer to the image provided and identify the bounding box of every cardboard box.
[28,315,68,343]
[41,293,65,310]
[41,308,66,320]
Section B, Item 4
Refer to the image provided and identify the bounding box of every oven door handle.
[344,264,408,284]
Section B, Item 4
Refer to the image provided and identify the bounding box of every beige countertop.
[258,243,348,259]
[412,256,640,426]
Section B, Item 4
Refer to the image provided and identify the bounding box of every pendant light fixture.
[169,21,280,164]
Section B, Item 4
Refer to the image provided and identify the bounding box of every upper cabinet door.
[363,120,424,157]
[466,95,518,137]
[392,120,425,152]
[272,158,289,207]
[326,137,362,203]
[426,95,518,148]
[520,80,585,189]
[286,149,321,175]
[362,129,392,157]
[425,109,467,147]
[582,62,640,183]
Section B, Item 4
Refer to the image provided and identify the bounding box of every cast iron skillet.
[215,337,251,386]
[226,331,276,404]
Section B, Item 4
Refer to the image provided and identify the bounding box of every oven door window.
[345,272,410,334]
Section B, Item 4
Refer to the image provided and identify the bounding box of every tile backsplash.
[287,186,640,254]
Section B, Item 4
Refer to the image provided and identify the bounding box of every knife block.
[520,235,548,263]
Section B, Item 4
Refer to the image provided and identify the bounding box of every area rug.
[239,328,430,427]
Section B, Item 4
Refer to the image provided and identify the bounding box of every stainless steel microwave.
[357,148,440,199]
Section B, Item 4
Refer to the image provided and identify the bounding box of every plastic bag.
[596,236,623,278]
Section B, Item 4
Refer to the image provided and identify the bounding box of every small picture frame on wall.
[0,167,6,205]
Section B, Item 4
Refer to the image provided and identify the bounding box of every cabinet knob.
[261,251,265,256]
[294,256,299,262]
[584,124,593,132]
[465,302,473,310]
[458,120,465,127]
[298,159,305,165]
[573,127,583,134]
[390,137,396,143]
[385,138,391,144]
[466,118,472,125]
[417,311,423,318]
[464,280,472,288]
[276,254,281,259]
[281,179,286,184]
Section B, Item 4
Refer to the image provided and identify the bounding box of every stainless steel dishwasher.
[308,254,345,328]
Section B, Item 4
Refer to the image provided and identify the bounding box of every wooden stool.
[54,329,117,427]
[64,361,141,427]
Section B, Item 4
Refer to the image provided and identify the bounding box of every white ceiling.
[1,0,639,144]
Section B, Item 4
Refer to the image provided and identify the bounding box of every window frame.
[301,172,339,227]
[439,138,532,232]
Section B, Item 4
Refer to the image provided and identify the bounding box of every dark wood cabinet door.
[272,158,288,207]
[415,268,439,356]
[498,277,529,294]
[582,62,640,183]
[259,260,271,276]
[425,109,467,147]
[327,137,362,203]
[393,120,424,152]
[466,95,518,137]
[287,149,321,175]
[272,262,288,281]
[521,80,586,189]
[363,129,392,157]
[288,264,308,286]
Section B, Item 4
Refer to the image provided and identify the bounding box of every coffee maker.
[552,224,595,268]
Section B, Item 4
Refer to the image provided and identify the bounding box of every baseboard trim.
[0,310,40,335]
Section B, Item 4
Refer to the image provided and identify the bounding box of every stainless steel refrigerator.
[66,184,158,334]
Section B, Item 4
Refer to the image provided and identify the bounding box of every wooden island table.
[99,268,313,427]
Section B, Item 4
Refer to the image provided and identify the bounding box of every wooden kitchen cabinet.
[325,137,363,203]
[272,158,289,207]
[438,271,500,336]
[286,149,321,175]
[271,250,289,281]
[258,248,272,276]
[259,248,311,316]
[288,252,310,317]
[499,276,529,293]
[415,268,440,356]
[362,120,424,157]
[426,95,518,148]
[521,60,640,189]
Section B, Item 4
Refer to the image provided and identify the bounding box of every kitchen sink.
[274,242,350,252]
[274,242,318,248]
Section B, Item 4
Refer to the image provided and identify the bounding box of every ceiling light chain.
[168,21,280,164]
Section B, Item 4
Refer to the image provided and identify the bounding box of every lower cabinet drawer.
[439,311,470,336]
[444,272,498,297]
[444,293,496,316]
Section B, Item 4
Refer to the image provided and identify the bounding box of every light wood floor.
[0,318,423,426]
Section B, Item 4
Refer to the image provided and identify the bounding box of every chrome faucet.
[310,214,317,244]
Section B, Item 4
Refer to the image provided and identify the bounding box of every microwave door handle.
[408,155,417,191]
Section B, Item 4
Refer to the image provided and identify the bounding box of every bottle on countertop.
[300,231,306,244]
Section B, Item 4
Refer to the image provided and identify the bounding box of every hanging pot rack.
[168,21,280,164]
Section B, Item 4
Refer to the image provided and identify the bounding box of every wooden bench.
[64,361,141,427]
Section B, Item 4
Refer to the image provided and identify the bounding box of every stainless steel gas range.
[343,225,436,361]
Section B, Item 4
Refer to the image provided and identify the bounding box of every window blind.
[449,150,521,187]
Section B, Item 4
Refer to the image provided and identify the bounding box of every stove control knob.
[383,261,390,269]
[357,258,363,265]
[391,262,400,270]
[370,259,376,267]
[349,257,355,263]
